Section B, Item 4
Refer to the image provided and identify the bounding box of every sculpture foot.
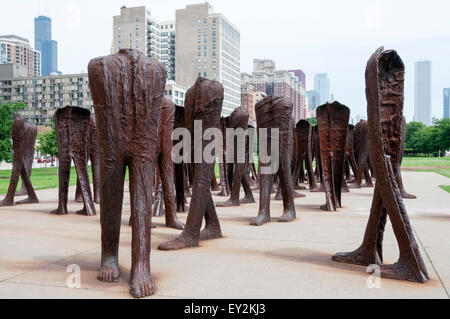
[129,271,156,298]
[380,257,428,283]
[15,197,39,205]
[15,189,28,197]
[401,191,417,199]
[278,210,296,223]
[250,213,270,226]
[165,218,185,230]
[332,247,381,267]
[76,208,95,216]
[216,199,240,207]
[158,236,199,251]
[320,204,336,212]
[50,206,69,215]
[97,259,120,283]
[311,186,325,193]
[200,227,223,240]
[0,198,14,207]
[240,196,256,205]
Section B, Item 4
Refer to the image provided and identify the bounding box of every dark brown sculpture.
[252,96,296,226]
[349,120,374,188]
[217,117,231,197]
[158,77,223,251]
[311,125,325,192]
[88,49,166,298]
[0,115,39,207]
[293,119,318,191]
[51,106,95,216]
[75,117,101,204]
[341,125,358,193]
[332,47,429,283]
[217,107,255,207]
[396,116,417,199]
[316,102,350,211]
[151,97,184,230]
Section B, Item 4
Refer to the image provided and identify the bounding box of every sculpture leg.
[0,150,23,207]
[277,141,296,223]
[128,158,157,298]
[50,154,71,215]
[200,190,223,240]
[91,153,101,203]
[73,153,96,216]
[97,159,125,283]
[159,152,184,230]
[393,163,416,199]
[15,154,33,197]
[240,173,256,204]
[217,162,245,207]
[15,164,39,205]
[251,167,273,226]
[175,163,186,213]
[75,177,83,203]
[305,151,318,190]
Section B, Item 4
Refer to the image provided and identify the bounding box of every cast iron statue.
[349,120,374,188]
[151,97,184,229]
[88,49,166,298]
[0,115,39,207]
[341,124,358,192]
[158,77,223,251]
[316,102,350,211]
[51,106,95,216]
[252,95,296,226]
[174,105,188,213]
[217,106,255,207]
[332,47,429,283]
[293,119,318,191]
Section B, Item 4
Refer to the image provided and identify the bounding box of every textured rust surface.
[88,49,166,298]
[51,106,95,216]
[173,105,189,213]
[0,115,39,207]
[332,47,429,283]
[252,95,296,226]
[217,106,255,207]
[293,119,317,191]
[316,102,350,211]
[158,77,223,251]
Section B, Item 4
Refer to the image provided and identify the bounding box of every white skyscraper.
[314,73,330,106]
[414,61,432,126]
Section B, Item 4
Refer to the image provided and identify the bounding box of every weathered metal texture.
[310,125,325,192]
[88,49,166,298]
[332,47,429,283]
[217,117,231,197]
[396,116,417,199]
[151,97,184,230]
[158,77,223,251]
[293,119,318,191]
[51,106,95,216]
[316,102,350,211]
[349,120,374,188]
[0,115,39,207]
[341,125,358,192]
[252,95,296,226]
[173,105,188,213]
[75,117,101,204]
[217,106,255,207]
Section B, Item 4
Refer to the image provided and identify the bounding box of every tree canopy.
[0,102,27,163]
[405,119,450,156]
[37,118,58,158]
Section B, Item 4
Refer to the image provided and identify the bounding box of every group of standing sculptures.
[0,47,428,298]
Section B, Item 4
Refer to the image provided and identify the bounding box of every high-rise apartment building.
[34,16,59,76]
[112,6,176,81]
[175,3,241,115]
[0,35,41,77]
[306,90,320,111]
[444,88,450,119]
[414,61,432,126]
[289,69,306,88]
[314,73,330,105]
[241,59,306,122]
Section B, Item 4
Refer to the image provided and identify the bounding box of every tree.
[307,117,317,126]
[0,102,26,163]
[405,121,425,151]
[37,118,58,158]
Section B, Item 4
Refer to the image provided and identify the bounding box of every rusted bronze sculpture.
[158,77,223,251]
[316,102,350,211]
[396,116,417,199]
[174,105,188,213]
[252,96,296,226]
[218,117,231,197]
[151,97,184,229]
[341,125,358,193]
[0,115,39,207]
[88,49,166,298]
[311,125,325,192]
[75,117,101,204]
[349,120,374,188]
[51,106,95,216]
[293,119,318,191]
[332,47,429,283]
[217,107,255,207]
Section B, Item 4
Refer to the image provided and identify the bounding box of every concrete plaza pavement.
[0,172,449,299]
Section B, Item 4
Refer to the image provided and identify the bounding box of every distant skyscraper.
[314,73,330,105]
[34,15,59,76]
[414,61,432,126]
[289,69,306,88]
[444,88,450,119]
[306,90,320,111]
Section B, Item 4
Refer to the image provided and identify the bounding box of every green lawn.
[401,157,450,168]
[0,166,129,195]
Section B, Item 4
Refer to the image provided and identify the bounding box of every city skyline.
[0,0,449,121]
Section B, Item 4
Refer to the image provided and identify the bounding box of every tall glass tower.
[444,88,450,119]
[34,15,59,76]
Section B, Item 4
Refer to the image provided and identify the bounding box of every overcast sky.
[1,0,449,121]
